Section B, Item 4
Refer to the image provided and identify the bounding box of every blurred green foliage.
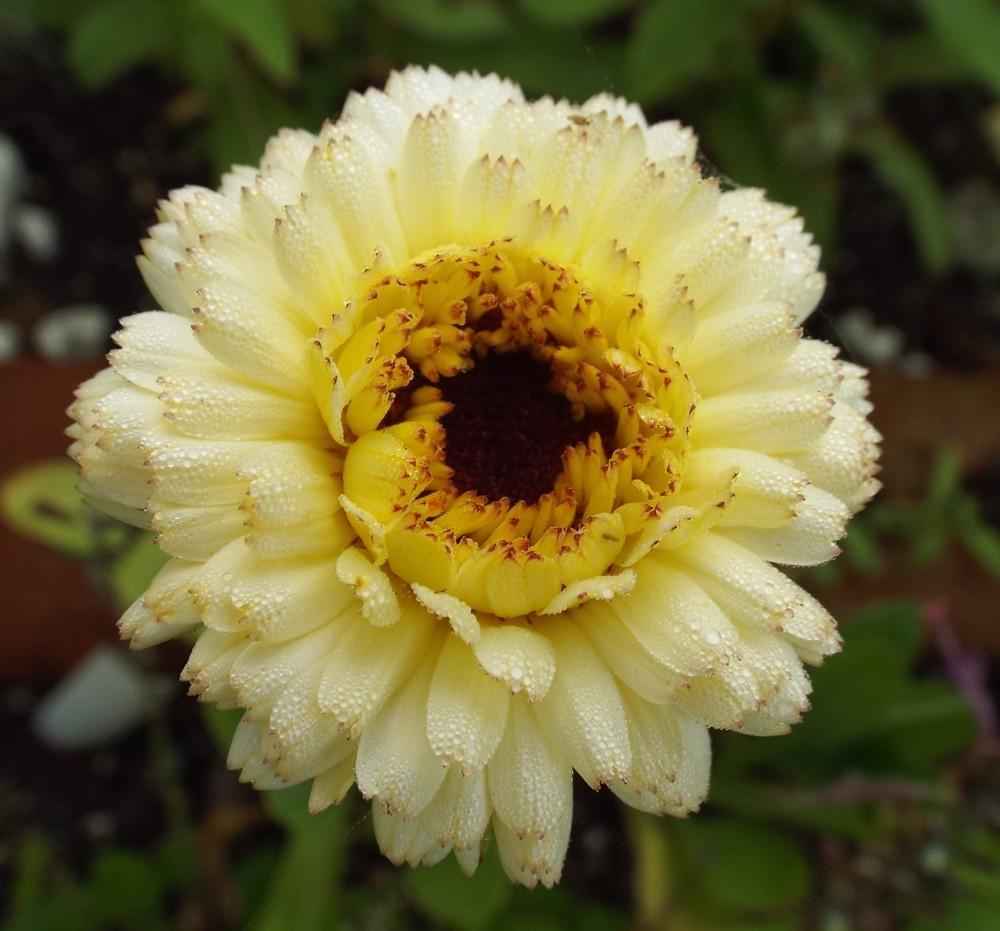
[5,0,999,269]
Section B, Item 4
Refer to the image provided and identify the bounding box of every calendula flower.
[68,67,879,887]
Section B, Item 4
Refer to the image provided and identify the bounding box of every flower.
[68,66,880,887]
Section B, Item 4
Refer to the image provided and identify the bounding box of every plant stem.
[626,808,672,929]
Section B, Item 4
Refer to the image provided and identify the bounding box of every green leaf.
[406,844,512,931]
[708,779,880,842]
[496,887,628,931]
[909,523,950,565]
[376,26,625,102]
[878,33,977,88]
[201,704,242,757]
[109,533,168,609]
[928,449,962,507]
[858,126,952,274]
[626,0,750,102]
[918,0,1000,94]
[2,887,101,931]
[518,0,632,28]
[176,0,236,89]
[375,0,510,41]
[156,828,199,890]
[797,1,876,77]
[263,782,315,830]
[676,819,811,912]
[9,834,53,918]
[26,0,103,29]
[0,460,102,557]
[203,63,298,172]
[842,521,884,575]
[705,89,781,190]
[876,683,977,771]
[234,847,283,921]
[287,0,341,45]
[909,897,1000,931]
[961,522,1000,577]
[249,802,347,931]
[88,850,165,924]
[68,0,172,88]
[196,0,296,83]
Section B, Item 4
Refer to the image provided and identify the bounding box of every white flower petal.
[317,601,434,736]
[357,646,448,817]
[610,693,710,816]
[472,623,556,701]
[427,634,510,772]
[536,617,631,788]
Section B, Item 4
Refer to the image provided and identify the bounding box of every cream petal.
[685,447,807,530]
[265,662,353,782]
[718,187,822,323]
[670,532,841,662]
[472,623,556,701]
[337,547,400,627]
[227,714,264,770]
[685,301,799,395]
[694,387,834,454]
[538,570,636,616]
[730,630,812,736]
[181,629,248,704]
[494,808,571,889]
[229,623,340,717]
[240,753,294,791]
[396,106,465,253]
[412,584,480,644]
[158,372,326,442]
[308,752,358,814]
[374,767,491,869]
[245,511,355,560]
[610,692,710,816]
[722,484,849,566]
[109,311,225,391]
[457,154,528,243]
[575,602,680,704]
[672,654,762,730]
[118,595,197,649]
[645,119,697,164]
[317,601,434,736]
[151,505,246,560]
[187,277,310,395]
[373,800,423,865]
[745,337,840,395]
[611,561,739,678]
[357,647,449,817]
[789,400,882,514]
[141,557,200,616]
[536,617,631,789]
[227,557,355,641]
[487,694,571,841]
[242,448,342,530]
[305,128,407,269]
[427,635,510,772]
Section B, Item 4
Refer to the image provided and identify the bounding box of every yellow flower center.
[317,241,720,618]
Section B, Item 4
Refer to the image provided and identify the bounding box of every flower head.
[68,67,879,887]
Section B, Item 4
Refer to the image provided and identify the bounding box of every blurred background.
[2,1,999,929]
